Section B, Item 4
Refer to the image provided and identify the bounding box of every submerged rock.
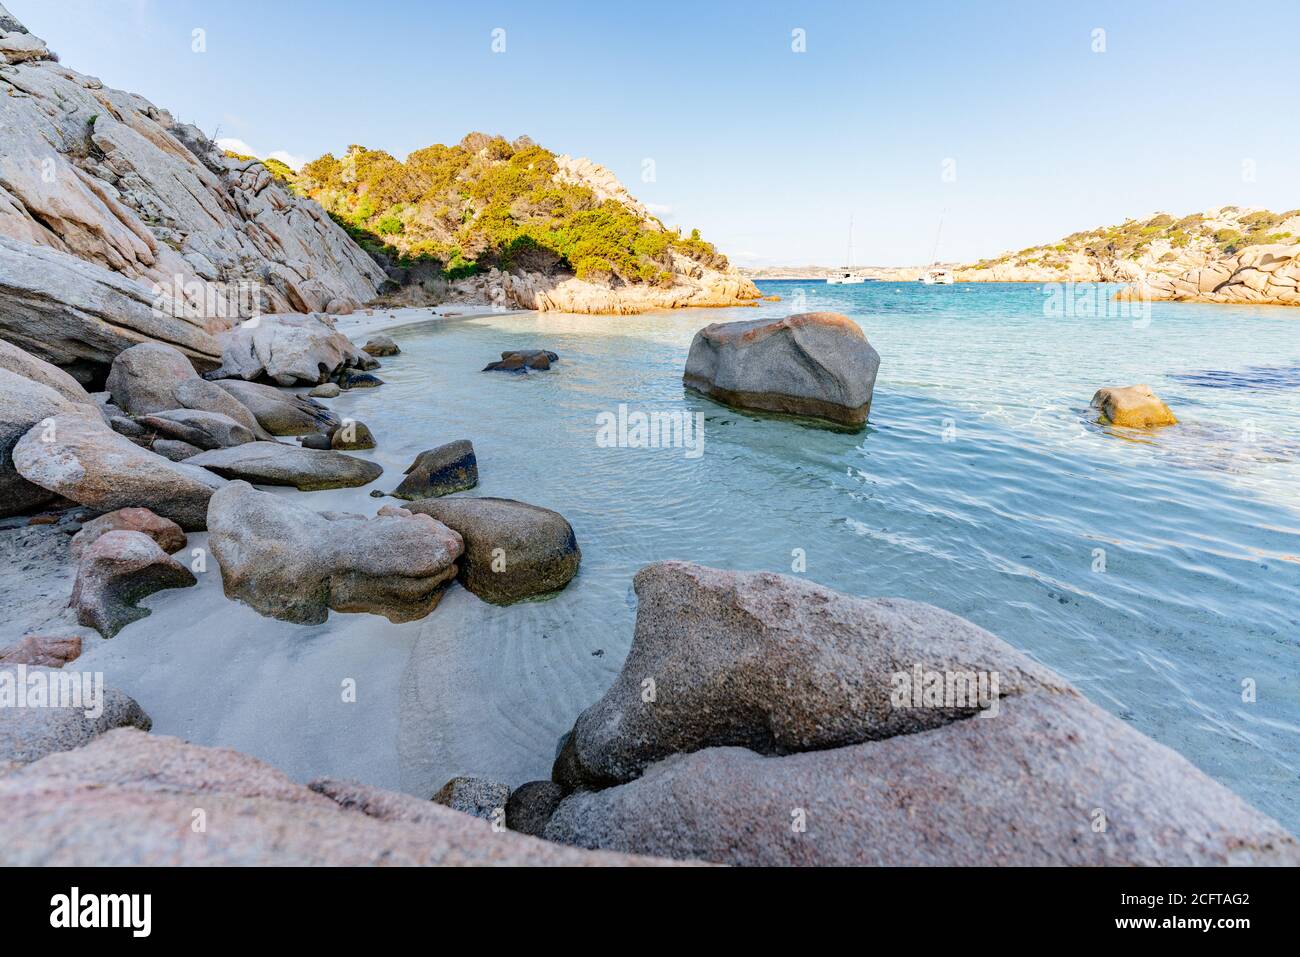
[0,672,151,769]
[0,635,82,668]
[207,482,463,624]
[336,369,384,390]
[0,730,670,865]
[69,507,187,561]
[187,441,382,491]
[71,530,197,638]
[215,379,340,436]
[432,776,511,822]
[554,561,1063,791]
[404,496,580,605]
[12,412,225,531]
[542,562,1300,866]
[392,440,478,499]
[683,312,880,427]
[138,409,255,450]
[362,335,400,357]
[1091,384,1178,428]
[483,349,558,372]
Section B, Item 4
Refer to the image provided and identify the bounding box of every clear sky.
[12,0,1300,266]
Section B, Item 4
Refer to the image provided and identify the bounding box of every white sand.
[332,302,533,343]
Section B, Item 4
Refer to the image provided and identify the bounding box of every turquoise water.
[87,281,1300,833]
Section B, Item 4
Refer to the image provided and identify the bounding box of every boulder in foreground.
[543,561,1300,866]
[207,482,463,624]
[683,312,880,427]
[187,442,382,491]
[12,412,225,531]
[1091,384,1177,428]
[0,730,672,865]
[71,530,197,638]
[392,440,478,499]
[0,670,151,769]
[404,496,580,604]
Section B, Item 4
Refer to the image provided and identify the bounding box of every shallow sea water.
[79,281,1300,833]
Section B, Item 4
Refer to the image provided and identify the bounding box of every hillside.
[279,135,759,313]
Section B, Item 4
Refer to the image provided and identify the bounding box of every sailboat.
[827,215,867,284]
[919,213,955,284]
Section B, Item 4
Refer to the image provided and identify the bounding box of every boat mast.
[930,212,945,268]
[846,214,854,270]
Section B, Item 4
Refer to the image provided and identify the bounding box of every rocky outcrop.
[0,368,92,518]
[683,312,881,427]
[1091,384,1177,428]
[11,412,225,530]
[0,668,151,768]
[0,9,383,375]
[0,730,674,865]
[0,635,82,668]
[207,482,463,624]
[391,440,478,499]
[187,441,382,491]
[542,562,1300,866]
[404,496,580,605]
[432,776,511,822]
[214,379,339,436]
[1118,244,1300,306]
[69,507,187,561]
[212,313,378,385]
[70,530,196,638]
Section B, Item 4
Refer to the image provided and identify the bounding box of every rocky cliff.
[0,5,385,379]
[954,206,1300,304]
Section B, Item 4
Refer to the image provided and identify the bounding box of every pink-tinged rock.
[0,635,82,668]
[70,530,197,638]
[69,507,187,561]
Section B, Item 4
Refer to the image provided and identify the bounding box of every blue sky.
[13,0,1300,266]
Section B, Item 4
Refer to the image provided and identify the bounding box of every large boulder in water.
[70,530,196,638]
[553,561,1064,791]
[1091,384,1177,428]
[683,312,880,427]
[214,379,339,436]
[404,496,580,605]
[391,440,478,499]
[542,562,1300,866]
[187,441,382,491]
[11,412,224,531]
[0,369,90,518]
[207,482,464,624]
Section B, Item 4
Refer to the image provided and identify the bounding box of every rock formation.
[1091,385,1178,429]
[392,440,478,499]
[186,442,382,491]
[683,312,881,427]
[70,530,196,638]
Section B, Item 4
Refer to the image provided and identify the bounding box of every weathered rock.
[506,780,565,837]
[362,335,400,357]
[0,337,94,406]
[207,482,463,624]
[310,382,341,398]
[215,378,339,435]
[172,378,272,440]
[0,671,151,768]
[138,409,254,450]
[69,507,187,561]
[0,730,672,865]
[213,314,377,385]
[337,369,384,390]
[1091,384,1178,428]
[484,349,557,372]
[11,412,224,531]
[0,635,82,668]
[684,312,880,427]
[187,441,382,491]
[404,496,580,605]
[432,776,511,822]
[152,439,203,461]
[71,530,196,638]
[105,342,201,415]
[391,440,478,499]
[0,368,89,518]
[544,691,1300,866]
[299,433,332,450]
[554,561,1063,791]
[330,419,376,451]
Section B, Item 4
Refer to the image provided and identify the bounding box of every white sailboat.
[827,215,867,284]
[918,213,955,284]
